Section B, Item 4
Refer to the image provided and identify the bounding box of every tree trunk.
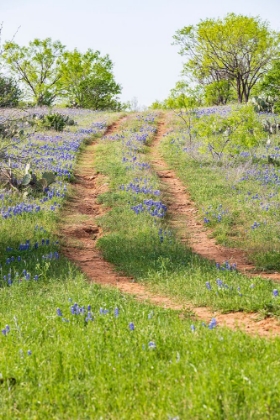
[236,77,243,103]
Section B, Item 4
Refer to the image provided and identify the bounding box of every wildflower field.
[1,107,280,419]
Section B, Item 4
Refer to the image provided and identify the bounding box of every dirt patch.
[58,116,280,338]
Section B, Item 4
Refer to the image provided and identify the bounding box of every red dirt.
[59,116,280,338]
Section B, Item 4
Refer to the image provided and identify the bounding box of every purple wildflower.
[56,308,63,317]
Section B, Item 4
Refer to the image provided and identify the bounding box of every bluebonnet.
[85,312,93,322]
[2,325,10,336]
[129,322,135,331]
[205,281,211,290]
[216,278,224,288]
[208,318,217,329]
[100,308,109,315]
[57,308,63,317]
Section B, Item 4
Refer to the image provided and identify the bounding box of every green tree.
[197,105,263,159]
[150,81,203,109]
[173,14,280,103]
[204,80,236,106]
[260,60,280,96]
[0,75,21,107]
[3,38,65,106]
[59,49,122,110]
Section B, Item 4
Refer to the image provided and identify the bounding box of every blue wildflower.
[56,308,63,317]
[85,312,93,322]
[208,318,217,329]
[129,322,135,331]
[205,281,211,290]
[216,278,224,288]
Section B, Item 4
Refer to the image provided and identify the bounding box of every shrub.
[0,75,21,107]
[31,112,76,131]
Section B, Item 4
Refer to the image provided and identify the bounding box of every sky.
[1,0,280,107]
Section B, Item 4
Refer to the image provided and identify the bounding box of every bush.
[31,112,76,131]
[204,80,235,106]
[0,75,21,107]
[197,105,264,158]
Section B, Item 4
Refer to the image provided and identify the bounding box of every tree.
[0,75,21,107]
[260,60,280,98]
[196,105,263,159]
[173,14,280,103]
[150,81,203,109]
[204,80,235,106]
[2,38,65,106]
[59,49,122,110]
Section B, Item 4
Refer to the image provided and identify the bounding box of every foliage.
[150,81,203,109]
[59,49,122,110]
[173,13,280,103]
[0,75,21,107]
[250,95,276,113]
[204,80,236,106]
[196,105,264,158]
[0,116,25,140]
[259,60,280,113]
[260,60,280,98]
[30,112,76,131]
[0,160,56,193]
[3,38,65,106]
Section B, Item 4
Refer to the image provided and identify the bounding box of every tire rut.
[58,115,280,338]
[151,115,280,282]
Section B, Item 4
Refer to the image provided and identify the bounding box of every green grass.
[160,110,280,270]
[94,113,280,316]
[2,110,280,419]
[2,274,280,419]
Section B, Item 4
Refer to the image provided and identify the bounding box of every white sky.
[1,0,280,107]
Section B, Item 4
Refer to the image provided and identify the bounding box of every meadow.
[160,108,280,270]
[1,107,280,419]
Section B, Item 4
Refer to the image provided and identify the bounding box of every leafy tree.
[258,60,280,113]
[59,49,122,110]
[2,38,65,106]
[197,105,263,159]
[260,60,280,98]
[0,75,21,107]
[150,81,203,109]
[173,14,280,103]
[204,80,235,106]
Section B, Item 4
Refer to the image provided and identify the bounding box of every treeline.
[0,37,122,110]
[152,13,280,113]
[1,13,280,111]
